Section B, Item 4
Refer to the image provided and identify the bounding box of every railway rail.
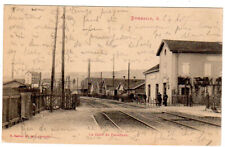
[155,114,200,131]
[81,98,111,108]
[144,111,221,132]
[93,112,121,130]
[134,111,202,132]
[101,112,123,131]
[93,110,159,132]
[81,96,144,109]
[162,111,221,127]
[119,111,159,131]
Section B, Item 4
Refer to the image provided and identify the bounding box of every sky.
[3,5,222,80]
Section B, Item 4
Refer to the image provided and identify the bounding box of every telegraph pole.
[112,55,115,89]
[87,59,91,95]
[100,72,102,80]
[100,72,102,93]
[61,6,66,109]
[128,61,130,96]
[50,7,59,112]
[11,61,14,80]
[77,77,79,93]
[11,53,15,80]
[67,76,70,90]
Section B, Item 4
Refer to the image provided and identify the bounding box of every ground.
[2,96,221,145]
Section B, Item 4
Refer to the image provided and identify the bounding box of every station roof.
[143,64,159,75]
[156,40,222,56]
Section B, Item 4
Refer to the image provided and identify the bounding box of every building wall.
[171,53,179,93]
[158,43,173,104]
[25,72,41,87]
[159,45,222,104]
[145,72,159,103]
[25,72,32,85]
[172,53,222,104]
[31,74,41,85]
[177,53,222,78]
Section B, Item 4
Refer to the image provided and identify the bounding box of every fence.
[3,95,21,127]
[3,86,80,128]
[44,94,62,110]
[172,85,221,109]
[63,93,80,109]
[172,95,193,106]
[172,76,222,111]
[44,93,77,110]
[2,93,46,128]
[31,93,46,113]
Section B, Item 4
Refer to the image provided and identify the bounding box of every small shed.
[3,80,27,96]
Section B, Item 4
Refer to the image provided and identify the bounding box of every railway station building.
[144,40,222,106]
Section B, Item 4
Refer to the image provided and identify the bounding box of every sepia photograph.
[2,4,222,146]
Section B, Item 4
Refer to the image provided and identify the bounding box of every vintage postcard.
[2,4,222,145]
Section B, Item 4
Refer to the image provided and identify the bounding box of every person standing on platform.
[163,93,168,106]
[157,93,162,106]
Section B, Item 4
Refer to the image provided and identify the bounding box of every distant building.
[144,40,222,105]
[129,82,145,95]
[81,77,145,96]
[25,71,41,88]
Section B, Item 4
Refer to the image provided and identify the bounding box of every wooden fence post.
[8,96,12,126]
[6,97,10,126]
[39,94,41,112]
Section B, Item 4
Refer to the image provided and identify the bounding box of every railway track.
[93,112,120,130]
[81,99,111,108]
[107,101,144,109]
[134,111,201,132]
[119,111,159,131]
[101,112,123,130]
[155,114,200,131]
[140,111,221,132]
[162,111,221,128]
[81,96,144,109]
[93,110,158,132]
[82,97,220,133]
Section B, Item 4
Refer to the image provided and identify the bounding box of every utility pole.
[11,52,16,80]
[50,7,59,112]
[100,72,102,93]
[100,72,102,80]
[67,76,70,90]
[87,59,91,95]
[77,77,79,93]
[39,72,42,89]
[112,55,115,89]
[11,60,14,80]
[128,61,130,96]
[61,6,66,109]
[72,78,76,89]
